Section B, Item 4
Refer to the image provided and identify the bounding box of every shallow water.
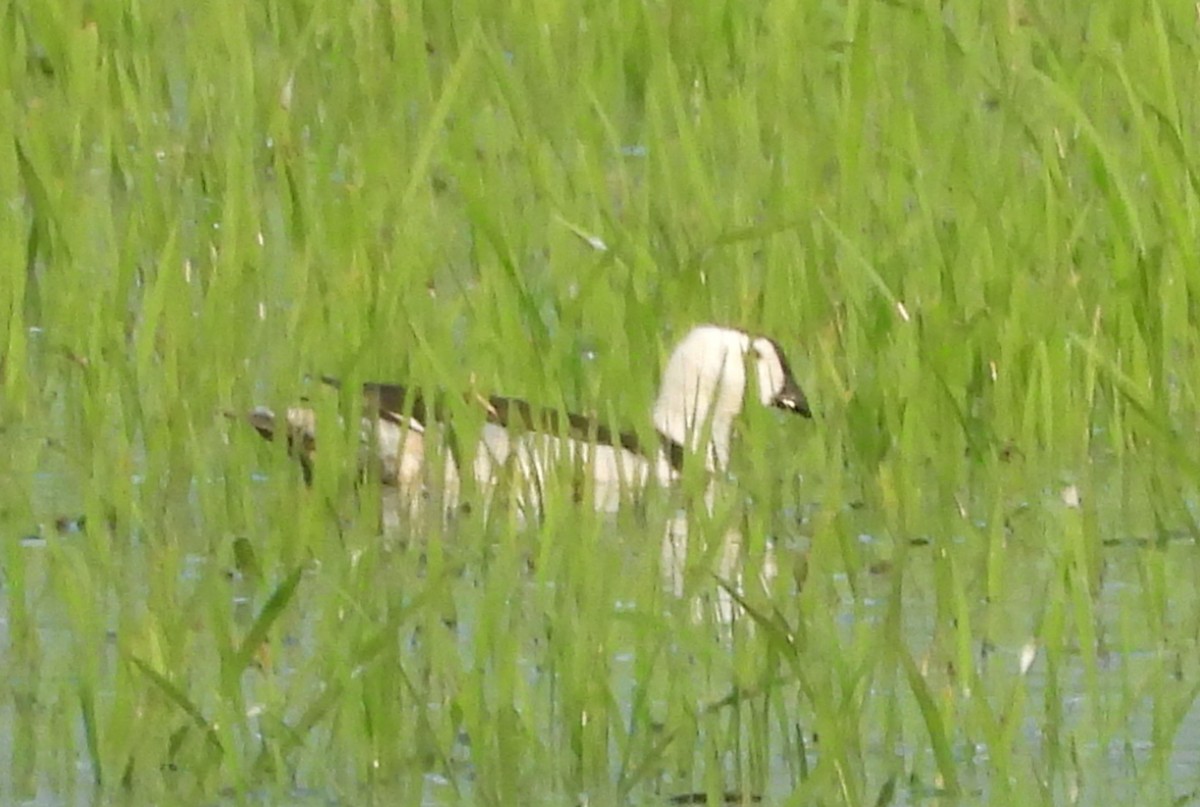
[3,461,1200,805]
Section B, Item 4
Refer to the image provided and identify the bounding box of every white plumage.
[245,324,810,513]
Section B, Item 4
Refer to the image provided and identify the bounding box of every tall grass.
[2,0,1200,803]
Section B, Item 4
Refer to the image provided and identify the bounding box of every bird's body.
[245,324,810,513]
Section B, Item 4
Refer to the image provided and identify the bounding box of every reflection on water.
[4,469,1200,804]
[378,452,779,628]
[659,511,778,628]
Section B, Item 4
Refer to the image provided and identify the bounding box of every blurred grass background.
[2,0,1200,804]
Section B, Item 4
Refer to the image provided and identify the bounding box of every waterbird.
[241,324,811,512]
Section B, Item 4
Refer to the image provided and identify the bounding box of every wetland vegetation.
[3,1,1200,804]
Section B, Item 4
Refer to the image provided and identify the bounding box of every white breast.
[468,423,673,513]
